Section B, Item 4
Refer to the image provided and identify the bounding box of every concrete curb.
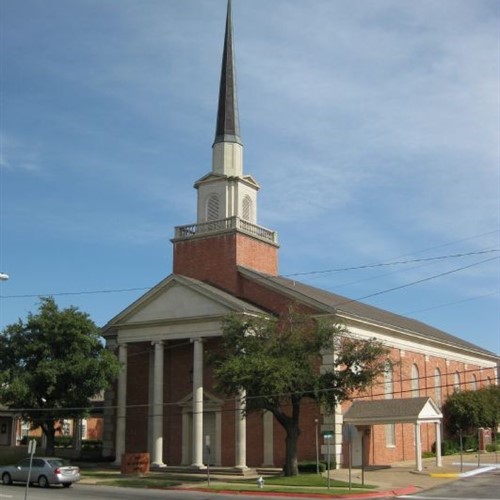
[174,485,418,498]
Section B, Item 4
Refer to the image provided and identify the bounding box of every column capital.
[190,337,204,344]
[151,340,164,346]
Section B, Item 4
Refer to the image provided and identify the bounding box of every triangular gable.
[102,274,265,334]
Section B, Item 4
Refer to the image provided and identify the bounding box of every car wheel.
[38,475,49,488]
[2,473,12,485]
[62,482,72,488]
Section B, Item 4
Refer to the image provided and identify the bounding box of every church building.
[101,0,498,471]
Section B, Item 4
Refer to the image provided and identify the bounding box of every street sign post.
[322,431,333,490]
[24,439,37,500]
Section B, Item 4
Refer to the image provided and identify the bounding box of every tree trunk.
[283,422,300,476]
[282,398,302,476]
[42,423,56,456]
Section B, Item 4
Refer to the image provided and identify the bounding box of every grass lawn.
[82,471,376,496]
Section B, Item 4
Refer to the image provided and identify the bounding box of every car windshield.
[46,459,69,467]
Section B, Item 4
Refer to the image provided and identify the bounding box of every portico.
[102,274,265,467]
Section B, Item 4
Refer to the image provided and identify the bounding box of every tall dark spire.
[214,0,242,146]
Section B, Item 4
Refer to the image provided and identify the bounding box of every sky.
[0,0,499,356]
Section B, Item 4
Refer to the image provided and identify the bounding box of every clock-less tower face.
[195,174,259,225]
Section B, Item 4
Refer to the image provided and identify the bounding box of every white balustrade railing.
[174,217,278,244]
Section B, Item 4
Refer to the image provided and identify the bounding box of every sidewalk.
[328,453,500,496]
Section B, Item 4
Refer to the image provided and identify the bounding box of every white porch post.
[235,390,247,470]
[435,421,442,467]
[191,338,205,468]
[414,422,422,471]
[113,343,127,465]
[151,341,166,467]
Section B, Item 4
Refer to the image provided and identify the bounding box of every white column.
[151,341,166,467]
[72,419,82,451]
[435,422,442,467]
[11,416,19,447]
[235,390,247,470]
[113,343,127,465]
[191,338,205,468]
[414,422,422,471]
[262,411,274,466]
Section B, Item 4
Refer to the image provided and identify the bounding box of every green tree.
[0,297,120,455]
[443,385,500,437]
[210,308,390,476]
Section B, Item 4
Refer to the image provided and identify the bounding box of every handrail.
[174,217,278,244]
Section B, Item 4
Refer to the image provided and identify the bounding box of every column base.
[151,462,167,469]
[190,463,207,470]
[234,465,248,471]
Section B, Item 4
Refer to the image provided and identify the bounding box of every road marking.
[398,497,490,500]
[0,494,13,499]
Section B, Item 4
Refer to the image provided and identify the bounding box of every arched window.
[454,372,461,392]
[411,364,419,397]
[434,368,442,407]
[242,195,253,221]
[471,374,478,390]
[206,194,220,221]
[384,362,393,400]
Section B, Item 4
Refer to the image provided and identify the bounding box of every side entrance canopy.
[343,397,443,471]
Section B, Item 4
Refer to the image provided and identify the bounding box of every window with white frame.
[385,423,396,447]
[471,374,478,390]
[411,364,419,397]
[454,372,461,392]
[384,362,393,399]
[434,368,442,407]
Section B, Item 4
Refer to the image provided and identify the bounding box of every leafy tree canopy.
[0,297,120,455]
[443,385,500,436]
[210,307,390,475]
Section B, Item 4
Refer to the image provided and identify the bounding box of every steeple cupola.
[172,0,279,293]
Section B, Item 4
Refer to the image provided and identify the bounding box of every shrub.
[422,451,435,459]
[462,435,478,451]
[82,439,102,451]
[432,440,459,456]
[55,435,73,448]
[19,436,42,447]
[298,461,327,473]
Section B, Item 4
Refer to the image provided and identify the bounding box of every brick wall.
[173,233,278,293]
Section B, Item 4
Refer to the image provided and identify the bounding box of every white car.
[1,457,80,488]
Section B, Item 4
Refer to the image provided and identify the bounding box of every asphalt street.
[0,468,499,500]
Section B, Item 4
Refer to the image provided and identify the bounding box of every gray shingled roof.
[344,397,441,424]
[238,267,497,358]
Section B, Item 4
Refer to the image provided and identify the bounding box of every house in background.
[101,0,498,471]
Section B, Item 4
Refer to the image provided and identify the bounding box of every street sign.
[322,430,334,439]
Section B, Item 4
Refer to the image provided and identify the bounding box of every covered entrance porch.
[343,397,443,471]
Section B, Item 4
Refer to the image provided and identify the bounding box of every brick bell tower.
[172,0,279,294]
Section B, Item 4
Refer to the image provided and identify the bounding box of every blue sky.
[1,0,498,355]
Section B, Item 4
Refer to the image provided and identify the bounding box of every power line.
[0,249,497,300]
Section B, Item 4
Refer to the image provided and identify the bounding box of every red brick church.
[101,0,498,472]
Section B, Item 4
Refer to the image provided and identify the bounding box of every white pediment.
[417,398,443,421]
[102,274,265,342]
[128,282,228,323]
